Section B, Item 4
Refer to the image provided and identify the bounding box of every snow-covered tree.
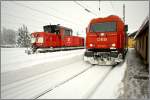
[16,25,31,47]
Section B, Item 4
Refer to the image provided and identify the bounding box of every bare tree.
[1,27,17,46]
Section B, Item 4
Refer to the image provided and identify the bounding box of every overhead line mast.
[99,0,100,12]
[123,4,125,23]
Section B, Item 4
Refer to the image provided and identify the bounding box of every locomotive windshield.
[43,25,60,34]
[90,22,116,32]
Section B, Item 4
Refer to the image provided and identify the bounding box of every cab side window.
[64,29,72,36]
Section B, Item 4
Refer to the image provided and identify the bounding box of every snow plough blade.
[83,51,123,66]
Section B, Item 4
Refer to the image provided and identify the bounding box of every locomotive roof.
[128,31,137,37]
[90,15,124,24]
[44,25,72,31]
[59,26,73,31]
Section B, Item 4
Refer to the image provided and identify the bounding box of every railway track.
[37,65,114,99]
[37,61,126,99]
[34,64,92,99]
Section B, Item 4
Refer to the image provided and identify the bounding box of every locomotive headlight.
[37,37,44,43]
[112,43,116,47]
[89,44,93,47]
[100,33,105,36]
[31,38,36,43]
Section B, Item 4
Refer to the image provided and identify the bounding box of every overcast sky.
[1,1,149,37]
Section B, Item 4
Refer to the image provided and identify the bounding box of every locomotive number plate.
[97,38,107,41]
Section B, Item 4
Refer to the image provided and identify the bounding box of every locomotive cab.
[30,25,62,52]
[43,25,60,34]
[84,15,128,65]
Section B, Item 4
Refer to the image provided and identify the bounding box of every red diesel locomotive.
[84,15,128,65]
[29,24,84,53]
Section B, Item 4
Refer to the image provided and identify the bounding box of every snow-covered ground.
[89,61,127,99]
[1,48,89,99]
[1,48,147,99]
[1,48,85,85]
[1,48,85,72]
[38,65,112,99]
[38,61,127,99]
[1,61,91,99]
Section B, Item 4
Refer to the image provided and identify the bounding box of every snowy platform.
[119,48,149,99]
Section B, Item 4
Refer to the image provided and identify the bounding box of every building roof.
[128,31,137,37]
[134,16,149,39]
